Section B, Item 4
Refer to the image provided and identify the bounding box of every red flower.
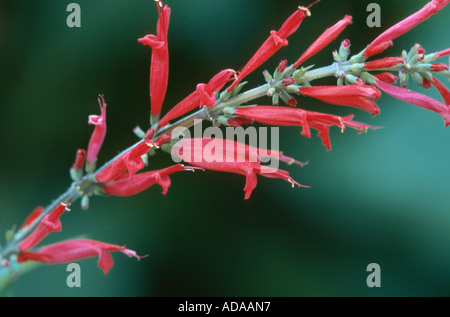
[422,78,432,89]
[363,0,450,57]
[138,1,171,121]
[158,69,235,127]
[430,63,449,71]
[226,116,255,127]
[276,60,288,74]
[17,239,143,275]
[430,77,450,105]
[172,138,306,199]
[295,85,382,116]
[18,202,70,252]
[294,15,353,67]
[72,149,86,169]
[103,164,199,196]
[228,4,315,92]
[282,77,296,86]
[87,95,107,165]
[19,206,44,230]
[363,57,404,70]
[373,77,450,127]
[231,106,376,150]
[95,139,166,184]
[70,149,87,180]
[434,47,450,58]
[372,72,399,84]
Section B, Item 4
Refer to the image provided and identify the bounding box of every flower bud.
[430,63,449,72]
[345,74,365,85]
[411,72,424,86]
[339,39,351,60]
[399,71,409,88]
[223,106,235,116]
[263,70,273,83]
[292,65,314,81]
[274,60,288,80]
[351,63,365,73]
[279,90,297,107]
[133,126,146,139]
[333,50,340,62]
[286,84,301,94]
[282,77,296,86]
[281,65,295,78]
[272,92,279,105]
[81,195,89,210]
[267,87,276,97]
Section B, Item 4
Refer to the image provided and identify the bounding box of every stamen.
[338,116,345,133]
[232,70,239,81]
[298,6,311,16]
[61,202,72,212]
[288,179,296,188]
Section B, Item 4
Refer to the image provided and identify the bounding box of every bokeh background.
[0,0,449,296]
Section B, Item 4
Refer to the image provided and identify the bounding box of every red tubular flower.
[226,116,255,127]
[434,47,450,58]
[228,4,315,92]
[172,138,305,199]
[96,140,162,184]
[232,106,376,150]
[243,143,308,167]
[373,72,399,84]
[72,149,86,170]
[430,77,450,104]
[363,57,404,70]
[17,239,143,275]
[18,202,70,252]
[103,164,199,196]
[430,63,449,71]
[373,77,450,127]
[294,15,353,68]
[422,78,432,89]
[364,0,450,57]
[87,95,107,165]
[138,1,170,120]
[19,206,44,230]
[296,85,382,116]
[158,69,235,127]
[277,60,288,73]
[282,77,296,86]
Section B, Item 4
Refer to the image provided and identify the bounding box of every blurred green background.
[0,0,449,296]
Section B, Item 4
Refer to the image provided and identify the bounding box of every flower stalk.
[2,0,450,283]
